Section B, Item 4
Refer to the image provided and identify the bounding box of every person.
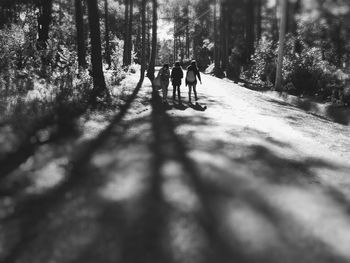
[186,60,202,104]
[157,64,170,103]
[171,61,183,103]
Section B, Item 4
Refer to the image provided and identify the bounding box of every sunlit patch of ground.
[1,72,350,262]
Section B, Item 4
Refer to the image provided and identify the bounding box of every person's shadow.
[173,102,188,111]
[189,102,207,112]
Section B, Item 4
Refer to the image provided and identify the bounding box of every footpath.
[1,72,350,263]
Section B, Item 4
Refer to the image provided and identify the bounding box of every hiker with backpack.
[157,64,170,103]
[186,60,202,104]
[171,61,184,103]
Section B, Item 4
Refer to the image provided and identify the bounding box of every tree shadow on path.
[0,78,146,263]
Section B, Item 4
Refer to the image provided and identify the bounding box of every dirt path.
[1,73,350,263]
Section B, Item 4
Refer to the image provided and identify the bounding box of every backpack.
[186,70,196,82]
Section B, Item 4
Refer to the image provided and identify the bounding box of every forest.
[1,0,350,260]
[0,0,349,106]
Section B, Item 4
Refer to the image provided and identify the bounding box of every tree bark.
[173,19,177,63]
[275,0,288,91]
[221,0,228,71]
[123,0,129,66]
[147,0,157,82]
[245,0,255,64]
[256,0,262,41]
[104,0,111,68]
[141,0,146,79]
[147,7,152,64]
[135,22,142,63]
[75,0,86,68]
[272,1,279,42]
[126,0,134,65]
[185,4,190,59]
[86,0,108,101]
[214,0,220,72]
[37,0,52,50]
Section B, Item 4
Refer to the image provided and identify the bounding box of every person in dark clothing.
[171,61,183,103]
[157,64,170,103]
[186,60,202,103]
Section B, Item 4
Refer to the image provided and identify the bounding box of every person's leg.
[193,84,198,101]
[162,83,167,103]
[177,85,181,103]
[173,84,176,100]
[188,85,192,103]
[165,82,169,99]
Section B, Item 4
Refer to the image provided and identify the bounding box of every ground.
[1,71,350,263]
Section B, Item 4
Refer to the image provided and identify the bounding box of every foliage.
[246,34,349,104]
[247,37,277,84]
[282,37,338,98]
[195,39,213,71]
[157,39,173,65]
[110,37,127,85]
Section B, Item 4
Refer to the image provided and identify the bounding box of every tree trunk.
[147,7,152,64]
[173,20,177,63]
[335,21,343,67]
[221,1,229,71]
[75,0,86,68]
[272,1,279,42]
[127,0,134,65]
[180,35,184,62]
[185,4,190,59]
[245,0,255,64]
[256,0,262,41]
[140,0,146,79]
[147,0,157,82]
[104,0,111,68]
[214,0,220,73]
[86,0,109,101]
[275,0,288,91]
[37,0,52,50]
[135,21,142,63]
[123,0,129,66]
[218,0,224,71]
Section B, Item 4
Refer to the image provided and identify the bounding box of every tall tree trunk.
[219,0,224,71]
[185,4,190,59]
[135,22,141,63]
[104,0,111,68]
[127,0,134,65]
[275,0,288,91]
[173,20,177,63]
[245,0,255,64]
[214,0,220,73]
[86,0,109,101]
[58,0,63,25]
[147,0,157,82]
[123,0,129,66]
[179,35,183,62]
[335,21,343,67]
[37,0,52,50]
[147,7,152,64]
[221,1,229,71]
[272,1,279,42]
[75,0,86,68]
[256,0,262,42]
[140,0,146,79]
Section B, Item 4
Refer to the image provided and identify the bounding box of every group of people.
[155,60,202,104]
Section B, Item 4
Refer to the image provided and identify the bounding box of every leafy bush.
[282,37,344,100]
[0,24,35,72]
[246,35,349,104]
[110,37,127,85]
[248,37,277,85]
[195,39,212,71]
